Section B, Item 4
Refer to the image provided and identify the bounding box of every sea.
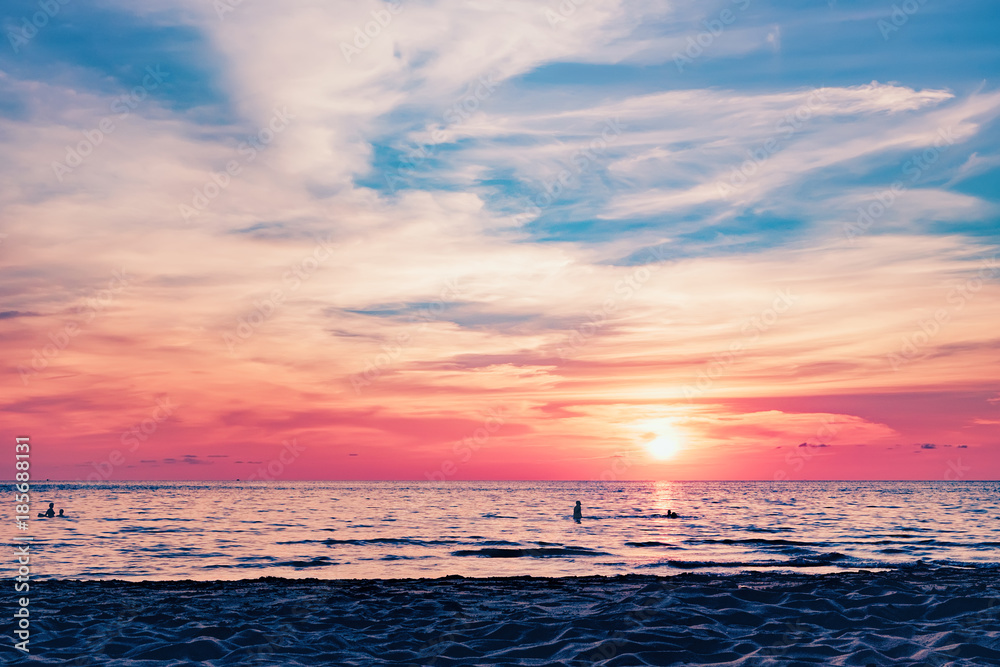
[10,480,1000,581]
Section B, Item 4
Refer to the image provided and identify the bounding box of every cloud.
[945,152,1000,186]
[1,0,999,480]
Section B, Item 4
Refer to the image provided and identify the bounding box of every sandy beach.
[12,566,999,666]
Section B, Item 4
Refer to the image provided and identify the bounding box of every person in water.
[573,501,582,523]
[667,509,679,518]
[58,509,65,517]
[44,503,55,518]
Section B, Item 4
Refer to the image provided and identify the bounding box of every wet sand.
[12,567,1000,665]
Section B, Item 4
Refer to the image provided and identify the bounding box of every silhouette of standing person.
[573,501,582,523]
[44,502,55,518]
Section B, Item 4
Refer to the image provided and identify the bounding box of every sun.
[645,431,682,460]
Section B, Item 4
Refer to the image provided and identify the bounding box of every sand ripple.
[12,567,1000,665]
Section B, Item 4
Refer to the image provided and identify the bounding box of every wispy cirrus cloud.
[1,0,998,480]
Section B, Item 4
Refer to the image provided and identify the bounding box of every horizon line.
[17,479,1000,483]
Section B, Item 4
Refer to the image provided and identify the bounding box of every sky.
[1,0,999,481]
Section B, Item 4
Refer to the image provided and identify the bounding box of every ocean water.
[9,480,1000,581]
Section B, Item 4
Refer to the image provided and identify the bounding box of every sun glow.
[645,429,683,460]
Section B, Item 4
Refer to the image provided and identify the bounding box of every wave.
[453,546,611,558]
[640,552,854,570]
[866,539,1000,547]
[919,559,1000,571]
[277,537,538,548]
[204,557,337,569]
[639,554,1000,572]
[744,526,795,533]
[685,538,821,547]
[276,537,459,547]
[277,557,336,568]
[117,525,196,534]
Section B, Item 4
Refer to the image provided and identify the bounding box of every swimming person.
[573,501,582,523]
[44,503,55,518]
[58,509,65,517]
[667,509,679,518]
